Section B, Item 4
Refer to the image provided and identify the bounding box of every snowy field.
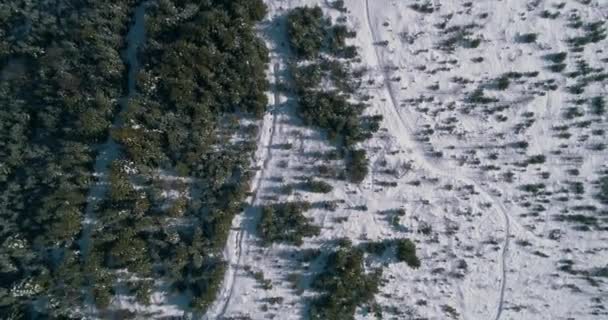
[153,0,608,319]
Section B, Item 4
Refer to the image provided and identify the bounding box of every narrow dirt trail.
[362,1,510,319]
[206,62,280,320]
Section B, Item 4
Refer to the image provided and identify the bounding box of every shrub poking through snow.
[396,239,422,268]
[544,52,567,63]
[309,244,382,320]
[590,97,605,116]
[596,175,608,205]
[305,179,334,193]
[361,238,421,268]
[516,32,538,43]
[346,149,369,183]
[258,201,320,245]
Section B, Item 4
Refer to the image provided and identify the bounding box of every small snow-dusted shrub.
[281,184,294,195]
[540,10,560,19]
[588,143,605,151]
[547,63,567,73]
[313,200,340,211]
[567,21,606,47]
[274,142,293,150]
[309,244,382,320]
[264,296,284,305]
[516,32,538,43]
[329,0,347,12]
[519,183,546,193]
[563,107,584,119]
[596,175,608,204]
[277,160,289,168]
[494,76,510,90]
[466,88,499,104]
[590,97,605,115]
[567,13,583,28]
[418,222,433,235]
[287,272,302,291]
[554,2,566,9]
[437,24,482,52]
[258,201,319,245]
[510,140,529,149]
[544,52,567,63]
[442,305,460,319]
[252,270,273,290]
[526,154,547,165]
[554,214,598,228]
[346,149,369,183]
[396,239,421,268]
[410,1,437,13]
[305,179,334,193]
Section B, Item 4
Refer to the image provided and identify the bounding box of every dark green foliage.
[544,52,567,63]
[286,7,376,184]
[597,176,608,205]
[410,2,437,13]
[590,97,605,115]
[258,202,319,245]
[519,183,546,193]
[526,154,547,165]
[0,0,271,316]
[540,10,560,19]
[361,238,421,268]
[516,33,538,43]
[547,63,567,73]
[554,214,598,227]
[330,25,358,57]
[467,88,498,104]
[0,0,138,316]
[286,7,327,59]
[306,179,334,193]
[298,91,368,145]
[567,21,606,47]
[190,260,228,311]
[437,24,482,52]
[286,6,355,59]
[510,141,529,149]
[100,0,270,312]
[396,239,421,268]
[494,76,510,90]
[347,149,369,183]
[329,0,347,13]
[568,181,585,195]
[310,245,382,320]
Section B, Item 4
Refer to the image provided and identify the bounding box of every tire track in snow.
[209,63,280,319]
[362,1,510,319]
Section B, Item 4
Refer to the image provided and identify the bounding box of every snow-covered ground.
[205,0,608,319]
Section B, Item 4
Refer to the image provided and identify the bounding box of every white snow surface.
[136,0,608,319]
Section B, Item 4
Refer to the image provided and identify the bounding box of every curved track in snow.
[362,1,510,319]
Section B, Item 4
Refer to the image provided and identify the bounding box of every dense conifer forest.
[0,0,269,317]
